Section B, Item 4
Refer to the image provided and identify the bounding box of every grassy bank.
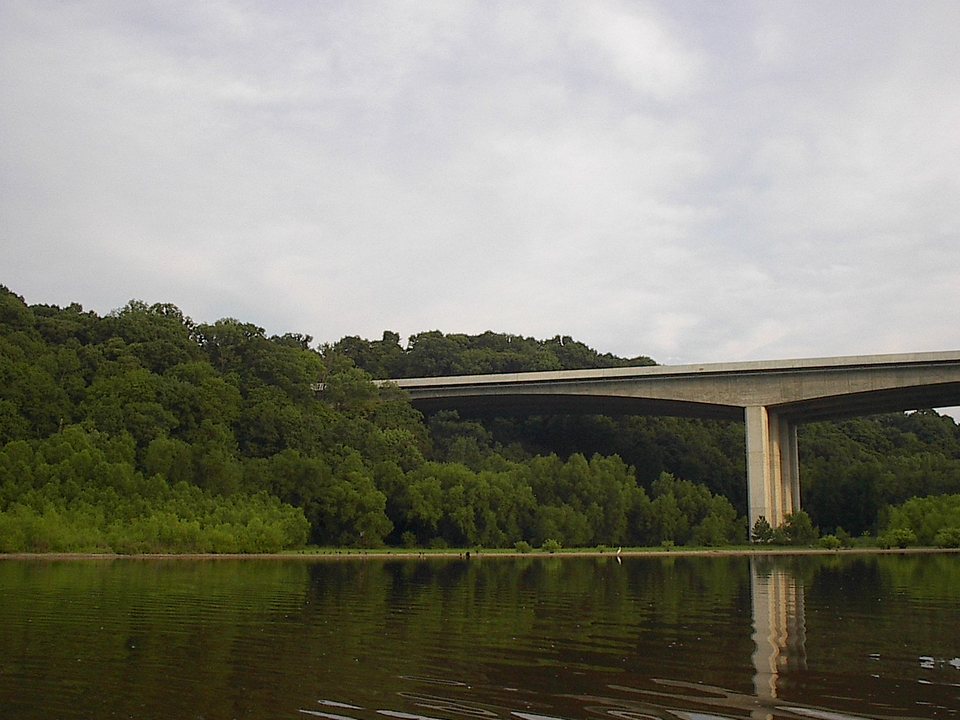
[4,544,959,561]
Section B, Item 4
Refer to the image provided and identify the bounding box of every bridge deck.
[391,350,960,389]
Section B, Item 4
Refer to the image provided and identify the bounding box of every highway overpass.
[386,351,960,531]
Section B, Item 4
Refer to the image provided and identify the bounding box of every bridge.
[387,351,960,530]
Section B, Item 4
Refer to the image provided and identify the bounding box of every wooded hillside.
[3,285,959,552]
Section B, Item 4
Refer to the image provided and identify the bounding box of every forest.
[2,284,960,553]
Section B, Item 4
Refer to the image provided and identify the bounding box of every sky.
[2,0,959,370]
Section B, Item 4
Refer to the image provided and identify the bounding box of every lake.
[0,553,958,719]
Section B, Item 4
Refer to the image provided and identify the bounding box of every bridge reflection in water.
[750,557,807,717]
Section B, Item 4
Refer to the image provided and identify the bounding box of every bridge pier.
[745,406,800,531]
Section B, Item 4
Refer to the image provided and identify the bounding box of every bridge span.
[387,351,960,531]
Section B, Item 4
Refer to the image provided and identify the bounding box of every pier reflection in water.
[750,556,807,703]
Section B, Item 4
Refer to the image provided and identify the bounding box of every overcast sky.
[3,1,959,369]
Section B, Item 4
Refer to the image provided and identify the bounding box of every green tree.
[752,516,774,543]
[107,300,202,374]
[82,368,178,451]
[782,511,818,545]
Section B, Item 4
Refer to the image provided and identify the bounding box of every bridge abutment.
[746,407,800,531]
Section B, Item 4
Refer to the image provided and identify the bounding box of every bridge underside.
[407,394,743,421]
[401,380,960,531]
[753,382,960,527]
[772,382,960,422]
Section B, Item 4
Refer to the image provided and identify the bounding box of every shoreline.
[2,546,958,561]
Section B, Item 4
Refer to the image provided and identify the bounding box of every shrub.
[933,527,960,548]
[542,538,561,554]
[835,526,852,547]
[514,540,533,553]
[879,527,917,549]
[0,511,27,552]
[771,527,790,545]
[819,534,842,550]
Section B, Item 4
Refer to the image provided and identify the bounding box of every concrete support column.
[767,409,784,524]
[746,405,775,530]
[746,406,801,531]
[781,421,800,515]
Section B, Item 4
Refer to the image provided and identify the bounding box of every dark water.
[0,554,958,720]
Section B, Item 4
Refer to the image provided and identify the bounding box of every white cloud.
[1,0,958,380]
[573,1,702,100]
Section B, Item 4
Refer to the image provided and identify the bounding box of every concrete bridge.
[387,351,960,530]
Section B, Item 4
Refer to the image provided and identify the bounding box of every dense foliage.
[800,413,960,534]
[3,284,960,551]
[332,330,655,378]
[0,426,308,553]
[880,494,960,547]
[340,332,960,537]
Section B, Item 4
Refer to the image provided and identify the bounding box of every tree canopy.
[2,284,960,552]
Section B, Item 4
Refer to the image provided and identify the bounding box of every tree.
[236,386,304,458]
[195,318,268,378]
[108,301,202,373]
[752,516,774,543]
[649,492,688,544]
[143,436,194,486]
[81,369,178,450]
[162,362,242,444]
[782,511,818,545]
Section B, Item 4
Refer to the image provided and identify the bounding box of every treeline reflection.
[0,555,958,720]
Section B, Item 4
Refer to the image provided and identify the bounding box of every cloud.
[572,0,702,100]
[1,0,958,384]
